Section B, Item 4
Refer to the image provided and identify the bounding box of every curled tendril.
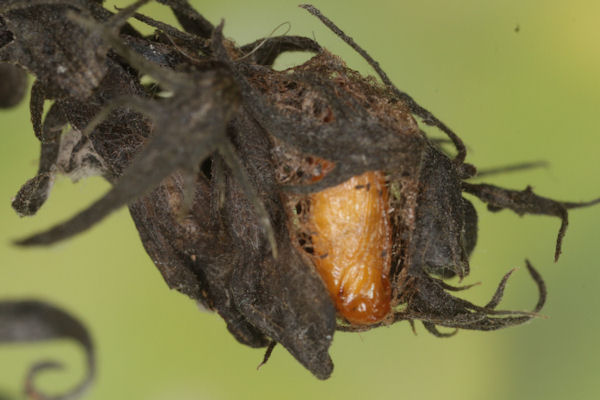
[0,300,95,400]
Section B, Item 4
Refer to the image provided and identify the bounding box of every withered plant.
[1,0,599,398]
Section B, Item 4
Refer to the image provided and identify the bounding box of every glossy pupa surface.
[308,171,392,325]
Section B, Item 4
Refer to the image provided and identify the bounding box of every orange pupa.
[307,170,392,325]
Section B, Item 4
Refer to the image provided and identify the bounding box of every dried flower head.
[1,0,599,390]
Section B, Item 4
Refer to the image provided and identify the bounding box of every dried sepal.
[14,4,241,246]
[463,182,600,261]
[0,62,27,108]
[156,0,214,39]
[0,0,111,100]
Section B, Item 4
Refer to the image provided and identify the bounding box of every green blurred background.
[1,0,599,399]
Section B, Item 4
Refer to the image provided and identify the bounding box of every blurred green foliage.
[1,0,599,399]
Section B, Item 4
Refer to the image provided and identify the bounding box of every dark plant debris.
[1,0,599,390]
[0,300,94,400]
[0,63,27,108]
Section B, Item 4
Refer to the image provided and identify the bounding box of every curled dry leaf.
[0,300,95,400]
[1,0,599,381]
